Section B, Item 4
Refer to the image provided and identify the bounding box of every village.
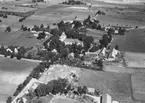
[0,0,145,103]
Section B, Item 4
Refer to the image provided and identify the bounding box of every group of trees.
[34,77,88,98]
[118,27,126,35]
[83,15,102,30]
[0,13,7,19]
[95,10,106,16]
[32,0,44,3]
[31,24,47,32]
[61,0,85,5]
[0,45,46,60]
[35,78,68,97]
[106,27,126,35]
[5,26,11,32]
[19,17,27,22]
[20,25,31,31]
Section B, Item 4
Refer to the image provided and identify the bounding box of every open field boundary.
[0,54,42,63]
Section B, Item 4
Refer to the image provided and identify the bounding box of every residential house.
[64,38,84,46]
[87,87,95,95]
[102,93,112,103]
[85,94,101,103]
[59,32,67,42]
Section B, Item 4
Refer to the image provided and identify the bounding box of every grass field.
[79,68,132,102]
[131,73,145,101]
[0,56,38,103]
[49,96,81,103]
[42,65,132,103]
[112,29,145,53]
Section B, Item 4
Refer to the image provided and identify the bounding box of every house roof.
[64,39,83,44]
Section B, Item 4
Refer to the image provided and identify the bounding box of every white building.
[43,0,66,4]
[59,32,67,42]
[64,39,84,46]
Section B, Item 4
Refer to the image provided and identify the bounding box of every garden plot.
[112,29,145,53]
[39,64,81,84]
[131,73,145,101]
[79,68,132,102]
[124,52,145,69]
[49,96,81,103]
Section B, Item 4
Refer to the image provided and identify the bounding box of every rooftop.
[64,38,83,44]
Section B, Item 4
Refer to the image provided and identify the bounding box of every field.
[124,52,145,68]
[112,29,145,52]
[0,56,38,103]
[41,64,133,103]
[131,73,145,101]
[79,68,132,103]
[49,96,81,103]
[0,1,145,50]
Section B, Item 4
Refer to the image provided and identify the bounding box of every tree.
[115,45,119,50]
[16,52,22,60]
[3,15,7,18]
[5,26,11,32]
[95,59,103,69]
[118,27,125,35]
[83,42,90,51]
[40,24,44,29]
[101,34,109,47]
[83,15,91,26]
[6,96,12,103]
[32,0,36,3]
[84,36,94,44]
[37,32,46,40]
[45,25,50,32]
[82,86,87,94]
[10,53,15,59]
[35,84,47,97]
[50,28,62,36]
[77,86,83,95]
[0,45,6,55]
[37,100,42,103]
[96,24,102,30]
[72,20,82,29]
[21,25,24,30]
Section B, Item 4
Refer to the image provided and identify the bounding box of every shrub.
[3,15,7,18]
[17,54,22,60]
[6,96,12,103]
[10,53,15,59]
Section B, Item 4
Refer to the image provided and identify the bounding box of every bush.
[6,96,12,103]
[10,53,15,59]
[3,15,7,18]
[17,54,22,60]
[95,59,103,68]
